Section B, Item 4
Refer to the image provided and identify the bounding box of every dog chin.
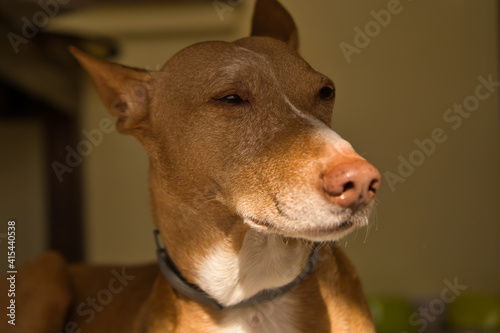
[244,215,367,243]
[295,220,358,242]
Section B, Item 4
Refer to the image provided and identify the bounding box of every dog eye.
[218,94,244,104]
[318,86,335,100]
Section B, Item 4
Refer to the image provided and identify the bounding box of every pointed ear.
[69,46,150,134]
[251,0,298,50]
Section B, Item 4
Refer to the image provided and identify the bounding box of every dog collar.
[154,229,320,310]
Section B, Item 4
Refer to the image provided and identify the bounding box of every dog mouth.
[241,194,374,241]
[246,216,356,240]
[310,220,354,235]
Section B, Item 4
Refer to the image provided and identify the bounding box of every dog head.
[71,0,380,243]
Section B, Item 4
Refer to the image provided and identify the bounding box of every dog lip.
[304,221,354,237]
[247,216,274,229]
[327,220,353,233]
[246,216,354,238]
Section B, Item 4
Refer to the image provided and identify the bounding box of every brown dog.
[1,0,380,332]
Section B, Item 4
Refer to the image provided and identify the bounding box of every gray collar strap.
[154,229,320,310]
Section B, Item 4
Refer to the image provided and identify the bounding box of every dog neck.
[155,228,318,309]
[195,230,314,307]
[149,169,313,308]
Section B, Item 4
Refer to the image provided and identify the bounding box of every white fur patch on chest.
[217,294,300,333]
[195,230,310,332]
[196,230,309,306]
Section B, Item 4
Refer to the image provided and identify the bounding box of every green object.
[368,296,416,333]
[446,295,500,331]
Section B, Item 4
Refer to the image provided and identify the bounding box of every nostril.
[322,159,381,209]
[342,181,355,193]
[368,178,380,193]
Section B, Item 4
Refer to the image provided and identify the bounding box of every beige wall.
[286,0,499,297]
[3,0,498,298]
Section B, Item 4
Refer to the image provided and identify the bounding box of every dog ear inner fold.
[69,46,150,134]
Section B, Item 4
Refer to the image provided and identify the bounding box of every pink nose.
[322,159,381,209]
